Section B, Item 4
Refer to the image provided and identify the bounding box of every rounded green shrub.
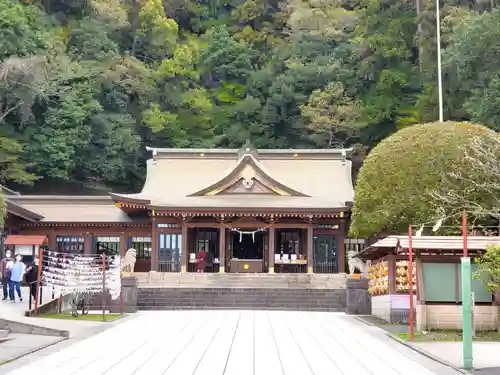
[349,121,498,238]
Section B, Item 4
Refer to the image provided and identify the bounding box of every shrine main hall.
[2,145,358,274]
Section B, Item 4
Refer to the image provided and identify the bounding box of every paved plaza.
[4,311,462,375]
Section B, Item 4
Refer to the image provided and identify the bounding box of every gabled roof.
[111,146,355,211]
[189,153,309,197]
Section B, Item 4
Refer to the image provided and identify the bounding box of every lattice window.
[130,236,152,260]
[56,236,84,254]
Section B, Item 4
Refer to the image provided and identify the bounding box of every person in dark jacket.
[0,250,14,300]
[25,256,39,301]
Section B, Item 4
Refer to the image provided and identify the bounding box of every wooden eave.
[149,206,349,219]
[19,221,152,228]
[5,199,44,222]
[109,193,150,208]
[358,245,483,261]
[189,154,309,197]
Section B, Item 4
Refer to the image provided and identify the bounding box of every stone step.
[135,273,348,289]
[137,287,346,312]
[137,283,345,289]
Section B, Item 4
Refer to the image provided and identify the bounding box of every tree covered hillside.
[1,0,499,193]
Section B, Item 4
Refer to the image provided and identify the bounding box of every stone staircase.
[136,273,350,311]
[135,272,348,289]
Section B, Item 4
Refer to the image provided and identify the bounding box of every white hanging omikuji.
[107,255,121,300]
[42,251,121,299]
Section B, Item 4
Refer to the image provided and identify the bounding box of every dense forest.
[1,0,499,193]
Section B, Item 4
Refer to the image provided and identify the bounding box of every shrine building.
[2,144,357,274]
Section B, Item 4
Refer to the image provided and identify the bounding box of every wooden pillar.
[387,254,396,294]
[268,226,275,273]
[181,221,188,273]
[337,221,346,273]
[219,227,226,273]
[120,227,127,258]
[84,232,92,255]
[307,223,314,274]
[48,228,56,250]
[415,254,424,302]
[151,216,158,272]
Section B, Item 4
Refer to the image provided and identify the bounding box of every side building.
[2,144,358,274]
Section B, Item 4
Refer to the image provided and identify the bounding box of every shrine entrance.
[228,230,266,273]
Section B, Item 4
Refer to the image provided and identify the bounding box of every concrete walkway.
[415,342,500,373]
[0,333,64,364]
[0,286,55,318]
[3,311,462,375]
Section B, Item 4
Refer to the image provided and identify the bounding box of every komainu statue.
[347,250,370,277]
[121,248,137,274]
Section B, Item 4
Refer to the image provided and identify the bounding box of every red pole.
[34,247,43,316]
[462,211,468,257]
[408,225,414,341]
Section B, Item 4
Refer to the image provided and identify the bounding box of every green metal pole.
[461,256,473,370]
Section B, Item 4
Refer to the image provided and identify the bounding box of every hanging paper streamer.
[41,250,121,299]
[232,228,264,242]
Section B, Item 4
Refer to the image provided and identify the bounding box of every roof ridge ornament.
[238,140,258,160]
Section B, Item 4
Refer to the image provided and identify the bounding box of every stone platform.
[134,273,370,314]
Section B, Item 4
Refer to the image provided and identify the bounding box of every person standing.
[25,257,39,302]
[9,254,25,303]
[0,250,14,301]
[197,248,206,273]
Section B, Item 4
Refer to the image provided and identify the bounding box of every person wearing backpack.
[25,256,39,302]
[0,250,14,301]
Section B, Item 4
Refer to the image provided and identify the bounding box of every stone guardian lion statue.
[347,250,370,278]
[121,248,137,274]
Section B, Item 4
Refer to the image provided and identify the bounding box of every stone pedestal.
[109,277,138,313]
[345,278,371,315]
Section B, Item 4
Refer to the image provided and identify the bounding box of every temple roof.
[111,146,354,211]
[6,196,132,223]
[2,185,45,221]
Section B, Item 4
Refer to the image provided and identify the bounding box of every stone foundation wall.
[371,294,416,323]
[417,304,500,331]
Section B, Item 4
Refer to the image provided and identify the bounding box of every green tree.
[0,0,48,60]
[474,245,500,297]
[350,121,499,238]
[301,82,364,147]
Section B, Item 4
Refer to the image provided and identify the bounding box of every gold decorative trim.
[307,266,313,274]
[181,265,187,273]
[219,266,225,273]
[271,187,289,196]
[268,266,274,274]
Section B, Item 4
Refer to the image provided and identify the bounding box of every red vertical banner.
[408,225,414,341]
